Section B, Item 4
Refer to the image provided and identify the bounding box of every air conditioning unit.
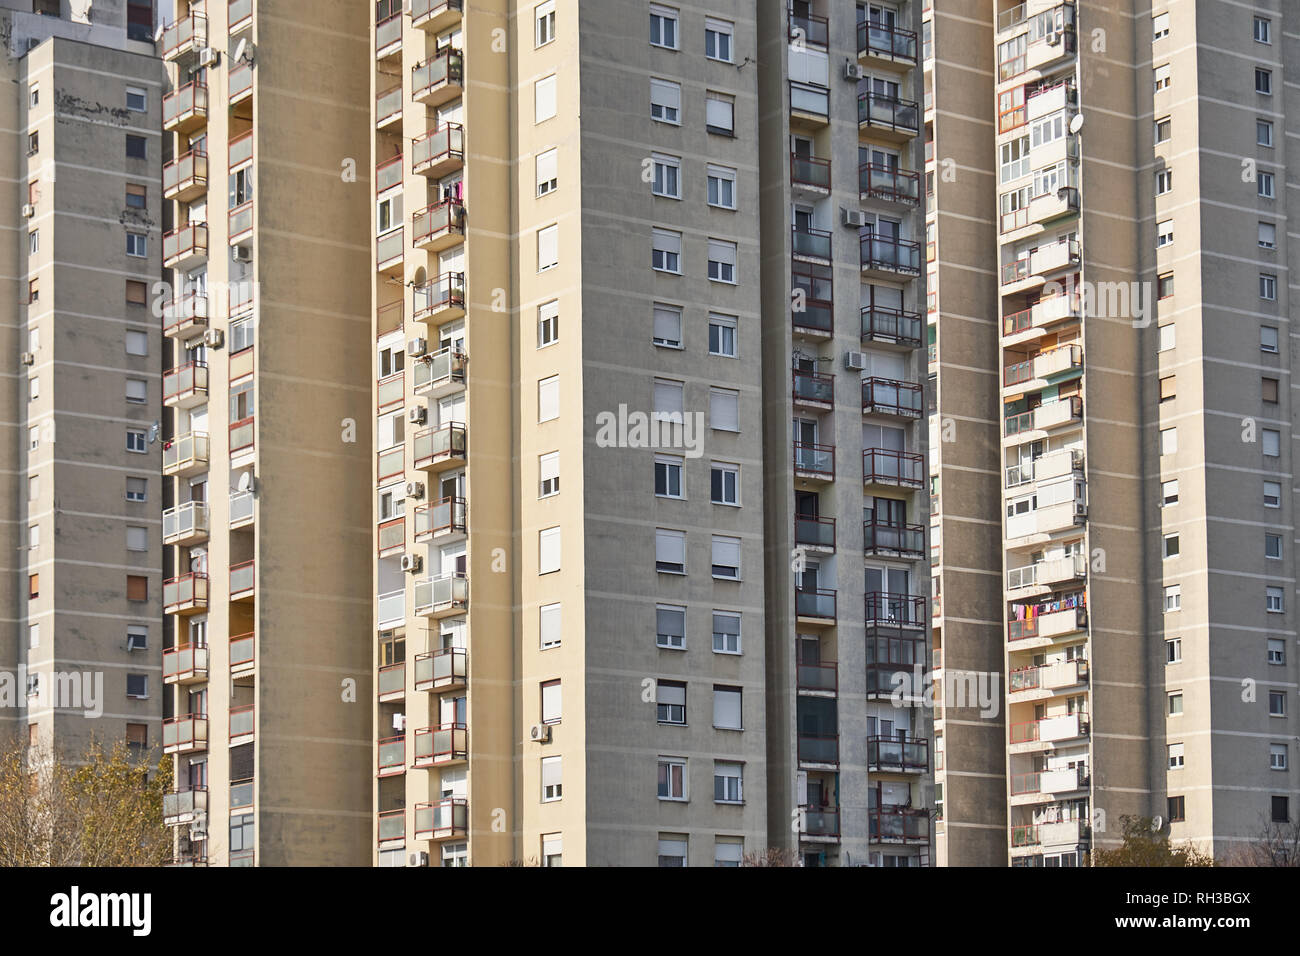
[405,481,425,499]
[393,713,406,732]
[1046,33,1062,46]
[529,723,552,743]
[233,246,253,263]
[202,329,224,349]
[409,851,429,867]
[844,62,865,81]
[841,207,868,228]
[198,47,220,67]
[844,350,867,371]
[400,553,422,574]
[22,204,35,218]
[408,406,427,425]
[407,337,427,358]
[20,352,35,367]
[188,820,207,841]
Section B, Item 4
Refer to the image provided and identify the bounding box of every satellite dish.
[153,24,166,43]
[1068,113,1084,135]
[1151,815,1164,831]
[237,471,255,493]
[233,38,254,64]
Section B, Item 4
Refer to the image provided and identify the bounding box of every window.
[1159,375,1176,403]
[714,761,743,803]
[1154,117,1171,143]
[535,0,555,47]
[709,387,739,432]
[126,86,146,112]
[1160,427,1177,455]
[1256,69,1273,95]
[656,605,686,650]
[650,5,678,49]
[541,833,562,867]
[126,134,146,159]
[655,455,684,498]
[1259,222,1276,249]
[126,330,148,356]
[709,313,737,357]
[650,78,682,124]
[1254,16,1271,44]
[28,574,39,599]
[707,165,737,209]
[657,758,686,800]
[127,626,148,652]
[540,602,562,649]
[1153,64,1170,92]
[1156,219,1173,248]
[1167,796,1185,822]
[29,624,39,650]
[656,681,686,724]
[1259,172,1275,198]
[1261,327,1279,353]
[705,91,735,135]
[28,524,39,551]
[535,74,557,123]
[1260,274,1277,301]
[29,231,39,256]
[1268,638,1286,665]
[707,239,737,283]
[539,526,561,574]
[126,674,148,698]
[126,526,148,552]
[28,377,39,403]
[1269,691,1286,717]
[28,278,40,305]
[1264,481,1282,508]
[27,132,38,156]
[1166,638,1182,664]
[1266,586,1284,613]
[441,842,466,867]
[126,232,148,258]
[539,452,559,497]
[1158,323,1175,351]
[1163,585,1181,612]
[126,378,147,404]
[656,529,686,574]
[713,685,742,730]
[1155,169,1172,195]
[541,755,562,802]
[538,375,559,422]
[1152,11,1169,40]
[652,303,682,348]
[706,17,734,62]
[1273,796,1290,823]
[1263,378,1280,404]
[28,426,39,451]
[126,183,147,210]
[1262,429,1280,457]
[535,148,558,197]
[651,153,680,198]
[1163,533,1179,558]
[126,575,148,602]
[126,429,147,454]
[711,535,741,580]
[1257,120,1274,148]
[1271,744,1289,771]
[28,475,39,502]
[712,612,741,654]
[1265,533,1283,559]
[1168,742,1184,769]
[652,228,682,273]
[29,83,38,108]
[715,838,743,867]
[538,300,559,347]
[711,462,739,505]
[126,478,147,502]
[540,680,562,723]
[1000,135,1030,183]
[537,224,558,272]
[653,379,684,419]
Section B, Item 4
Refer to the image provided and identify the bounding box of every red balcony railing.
[230,416,254,453]
[794,515,836,550]
[412,272,466,321]
[795,587,837,621]
[792,368,834,406]
[791,153,831,191]
[793,441,835,479]
[413,199,467,248]
[796,657,838,694]
[867,735,929,772]
[859,163,921,204]
[414,647,468,691]
[861,305,923,348]
[863,448,925,487]
[864,519,925,557]
[860,234,922,275]
[789,10,828,46]
[414,496,468,540]
[792,259,833,335]
[802,805,840,837]
[413,723,469,765]
[413,798,469,840]
[412,123,465,175]
[870,806,930,843]
[862,377,924,418]
[377,734,405,775]
[857,91,920,135]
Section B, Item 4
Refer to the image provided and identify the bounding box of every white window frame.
[541,755,562,801]
[709,387,739,432]
[535,74,557,123]
[713,761,743,803]
[538,375,559,422]
[655,528,686,574]
[711,461,740,506]
[706,17,734,63]
[651,153,681,199]
[650,78,682,125]
[711,611,741,655]
[537,223,559,272]
[1266,586,1285,613]
[652,302,683,348]
[539,451,559,498]
[535,0,556,47]
[654,454,685,499]
[707,239,737,284]
[657,757,687,801]
[711,534,741,581]
[709,313,737,357]
[538,300,559,347]
[652,227,682,273]
[705,91,735,135]
[1163,584,1181,612]
[540,602,562,649]
[539,526,561,575]
[712,685,743,730]
[656,604,686,650]
[649,4,680,50]
[535,147,558,197]
[707,164,737,209]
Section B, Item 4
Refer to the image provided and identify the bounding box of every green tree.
[1091,815,1214,867]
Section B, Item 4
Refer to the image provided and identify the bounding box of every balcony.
[377,228,405,276]
[230,489,254,529]
[801,806,840,840]
[1007,553,1087,591]
[414,647,467,692]
[377,302,403,342]
[862,377,923,419]
[229,200,254,245]
[792,261,833,338]
[413,272,466,325]
[162,714,208,754]
[414,573,469,618]
[413,348,468,399]
[791,153,831,195]
[870,806,929,844]
[412,0,463,33]
[162,787,207,826]
[1002,239,1080,286]
[1010,765,1089,800]
[793,441,835,484]
[163,81,208,134]
[230,631,255,680]
[163,432,209,477]
[414,798,469,840]
[378,445,405,485]
[797,734,839,767]
[230,560,255,601]
[864,519,925,558]
[413,200,467,253]
[867,736,929,773]
[866,635,927,697]
[230,705,255,745]
[376,9,402,59]
[858,91,919,141]
[163,293,208,339]
[163,150,208,202]
[795,515,836,553]
[1004,396,1082,437]
[230,778,254,812]
[413,124,465,179]
[861,234,921,279]
[162,13,207,61]
[230,416,255,456]
[865,593,927,631]
[1010,713,1090,749]
[377,662,405,702]
[1002,293,1082,337]
[861,306,923,348]
[858,20,918,66]
[163,642,208,686]
[377,371,404,412]
[792,225,831,263]
[163,501,210,548]
[229,0,253,35]
[1006,448,1083,489]
[859,163,921,205]
[789,10,828,47]
[229,62,253,105]
[413,723,468,766]
[1008,604,1087,643]
[163,361,208,409]
[412,48,465,107]
[789,81,830,125]
[863,448,924,488]
[414,423,468,472]
[164,573,208,615]
[378,589,405,628]
[377,735,405,776]
[1009,659,1089,699]
[163,223,208,271]
[414,496,467,542]
[796,658,837,696]
[378,517,405,560]
[792,368,833,410]
[795,587,837,625]
[376,85,403,130]
[377,809,404,845]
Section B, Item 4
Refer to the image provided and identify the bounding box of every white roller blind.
[715,839,743,865]
[657,682,685,707]
[653,305,681,346]
[539,526,561,573]
[538,224,558,270]
[540,452,559,482]
[712,535,740,573]
[536,148,558,194]
[542,755,562,788]
[540,602,561,647]
[657,605,685,642]
[535,74,557,122]
[541,681,562,721]
[539,375,559,421]
[706,93,734,131]
[713,686,742,729]
[710,388,739,431]
[656,529,685,567]
[654,379,684,416]
[708,239,736,268]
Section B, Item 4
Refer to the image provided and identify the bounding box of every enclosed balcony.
[412,0,463,33]
[163,642,208,686]
[860,234,921,279]
[162,787,207,826]
[414,573,469,618]
[163,361,208,409]
[859,163,921,205]
[163,293,208,339]
[863,448,924,488]
[791,153,831,195]
[413,272,466,325]
[796,656,837,697]
[789,81,829,126]
[795,587,837,625]
[230,560,255,601]
[414,423,468,472]
[864,519,925,558]
[414,798,468,840]
[162,13,207,61]
[164,573,208,615]
[163,149,208,202]
[413,200,467,253]
[413,723,468,767]
[413,348,468,399]
[163,81,208,134]
[230,631,255,680]
[377,662,405,702]
[1009,712,1090,749]
[866,634,926,697]
[1010,765,1089,801]
[229,705,255,746]
[163,223,208,271]
[1006,553,1087,591]
[858,91,919,141]
[792,225,832,263]
[867,736,929,773]
[413,496,467,542]
[797,734,839,767]
[377,735,405,776]
[1002,292,1082,337]
[792,368,833,411]
[1002,239,1080,286]
[375,6,402,59]
[792,261,833,338]
[377,809,405,844]
[163,501,210,548]
[793,441,835,482]
[857,20,918,67]
[870,806,929,844]
[862,377,923,419]
[162,714,208,754]
[163,431,209,477]
[1004,395,1082,437]
[414,647,467,692]
[413,124,465,179]
[801,806,840,840]
[412,48,465,107]
[1009,659,1089,700]
[795,515,836,554]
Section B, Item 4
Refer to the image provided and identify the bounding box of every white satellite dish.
[1068,113,1084,135]
[237,471,255,493]
[233,38,254,64]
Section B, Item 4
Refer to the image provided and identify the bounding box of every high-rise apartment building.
[1,2,164,764]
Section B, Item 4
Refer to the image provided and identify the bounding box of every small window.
[1167,796,1185,822]
[126,279,148,305]
[540,679,562,723]
[28,475,39,502]
[126,526,148,552]
[707,239,737,283]
[27,132,38,156]
[1154,117,1171,143]
[1163,584,1181,612]
[656,680,686,724]
[714,761,743,803]
[538,525,561,574]
[650,78,682,125]
[538,375,559,422]
[1261,326,1279,354]
[653,378,684,418]
[656,605,686,650]
[712,611,741,654]
[1265,533,1283,559]
[538,300,559,347]
[707,165,737,210]
[534,74,557,123]
[1168,692,1183,716]
[706,17,734,63]
[1256,69,1273,95]
[28,524,39,550]
[126,183,147,209]
[541,755,562,802]
[1153,64,1170,92]
[1259,172,1275,199]
[28,426,40,451]
[1264,481,1282,508]
[1259,222,1276,249]
[1262,429,1281,457]
[1266,585,1284,613]
[29,231,39,255]
[655,528,686,574]
[28,573,39,599]
[126,477,147,502]
[1269,693,1287,719]
[715,838,743,867]
[126,674,148,698]
[126,87,147,112]
[126,429,147,453]
[126,575,148,602]
[709,313,737,357]
[540,602,562,649]
[535,147,558,197]
[1155,169,1172,195]
[1157,273,1174,299]
[654,455,684,498]
[711,462,739,505]
[705,91,735,136]
[649,4,679,50]
[1152,12,1169,40]
[652,303,683,348]
[29,83,38,108]
[1271,744,1289,770]
[1260,274,1277,301]
[1160,427,1177,455]
[1258,120,1274,148]
[29,624,40,649]
[127,626,148,651]
[657,758,686,800]
[651,153,681,199]
[537,223,559,272]
[709,387,739,431]
[1263,377,1280,404]
[652,227,683,274]
[539,451,559,497]
[712,685,742,729]
[126,378,148,404]
[1158,324,1175,351]
[1254,16,1271,44]
[1159,375,1176,402]
[1268,637,1286,665]
[1166,638,1182,664]
[1163,533,1179,558]
[1156,219,1173,248]
[125,134,146,159]
[535,0,556,47]
[711,534,741,580]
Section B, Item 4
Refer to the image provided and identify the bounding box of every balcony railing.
[163,223,208,268]
[230,489,254,527]
[378,590,405,628]
[414,573,469,615]
[793,441,835,480]
[413,272,466,322]
[857,91,919,136]
[791,153,831,191]
[861,305,923,347]
[378,809,405,843]
[162,787,207,823]
[865,592,926,628]
[792,225,832,261]
[162,13,207,58]
[862,377,923,418]
[414,647,467,691]
[414,496,467,540]
[376,10,402,57]
[376,154,403,194]
[162,642,208,684]
[378,517,405,558]
[868,736,929,772]
[377,735,405,775]
[792,368,834,407]
[229,0,253,33]
[864,519,925,557]
[413,123,465,177]
[859,163,921,204]
[230,704,254,742]
[163,431,209,475]
[163,501,209,544]
[413,200,467,251]
[229,62,253,102]
[412,48,465,105]
[1004,395,1083,436]
[230,416,255,454]
[162,714,208,753]
[163,81,208,131]
[229,200,253,242]
[413,723,468,765]
[866,635,927,695]
[376,84,403,127]
[230,560,255,599]
[413,423,468,470]
[230,631,255,673]
[414,798,469,840]
[378,662,405,699]
[377,371,404,411]
[411,0,464,32]
[163,293,208,338]
[413,348,467,395]
[790,80,829,119]
[230,778,254,810]
[795,515,836,551]
[796,658,838,695]
[789,10,828,46]
[163,573,208,614]
[163,150,208,200]
[797,734,839,765]
[863,447,924,487]
[1010,658,1089,694]
[802,806,840,837]
[164,361,208,405]
[860,235,922,275]
[1010,712,1090,745]
[857,21,918,63]
[795,587,837,621]
[870,806,930,843]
